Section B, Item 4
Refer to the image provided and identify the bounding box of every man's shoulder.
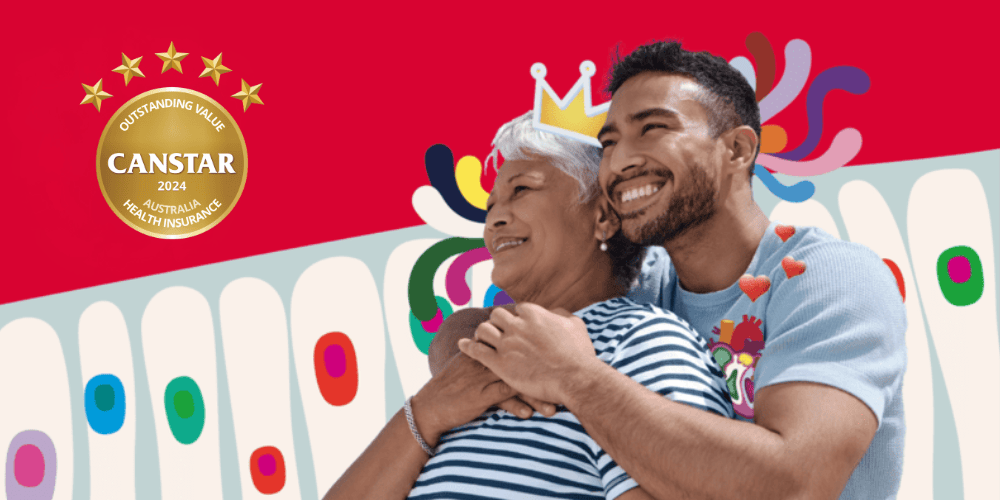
[760,224,900,298]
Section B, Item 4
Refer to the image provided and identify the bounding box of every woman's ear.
[593,198,621,242]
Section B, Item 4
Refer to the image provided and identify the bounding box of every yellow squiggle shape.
[456,156,489,210]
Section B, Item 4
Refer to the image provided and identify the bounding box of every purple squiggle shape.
[774,66,870,161]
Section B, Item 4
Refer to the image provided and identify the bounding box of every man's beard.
[620,166,718,246]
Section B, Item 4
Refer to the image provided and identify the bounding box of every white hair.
[484,111,603,202]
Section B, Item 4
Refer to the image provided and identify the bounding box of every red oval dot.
[314,332,358,406]
[250,446,285,494]
[14,444,45,487]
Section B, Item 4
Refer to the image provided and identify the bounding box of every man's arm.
[462,285,899,499]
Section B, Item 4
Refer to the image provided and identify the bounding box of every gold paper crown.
[531,60,610,147]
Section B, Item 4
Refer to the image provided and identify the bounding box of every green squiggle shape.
[409,237,485,321]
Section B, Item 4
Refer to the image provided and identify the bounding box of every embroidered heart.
[739,275,771,302]
[775,224,796,242]
[781,256,806,278]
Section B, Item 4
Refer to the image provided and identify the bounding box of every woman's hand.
[409,352,518,447]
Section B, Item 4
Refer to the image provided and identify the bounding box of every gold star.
[199,53,232,86]
[155,41,189,74]
[232,79,264,112]
[80,78,112,111]
[112,53,145,86]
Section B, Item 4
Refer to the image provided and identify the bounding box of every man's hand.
[458,303,602,405]
[429,306,558,418]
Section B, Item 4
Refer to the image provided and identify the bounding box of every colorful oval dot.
[936,245,984,306]
[5,430,57,498]
[164,376,205,445]
[314,332,359,406]
[250,446,286,494]
[14,445,44,487]
[84,374,126,434]
[173,391,195,419]
[324,345,346,378]
[94,384,115,412]
[947,255,971,283]
[258,453,276,476]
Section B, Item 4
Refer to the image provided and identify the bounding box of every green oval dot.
[95,383,115,412]
[173,390,195,419]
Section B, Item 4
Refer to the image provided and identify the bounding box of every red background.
[1,1,998,305]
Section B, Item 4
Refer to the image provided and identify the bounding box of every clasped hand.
[458,303,601,408]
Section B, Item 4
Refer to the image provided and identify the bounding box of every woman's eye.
[600,140,615,149]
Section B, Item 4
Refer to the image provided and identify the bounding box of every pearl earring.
[600,231,608,252]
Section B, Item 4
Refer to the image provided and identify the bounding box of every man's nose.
[607,140,643,177]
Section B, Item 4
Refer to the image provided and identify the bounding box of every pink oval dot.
[948,256,972,284]
[14,444,45,487]
[324,345,346,378]
[258,453,277,477]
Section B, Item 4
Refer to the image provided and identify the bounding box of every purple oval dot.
[14,444,45,487]
[948,256,972,284]
[258,453,276,477]
[324,345,346,378]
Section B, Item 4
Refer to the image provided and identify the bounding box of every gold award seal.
[97,87,247,238]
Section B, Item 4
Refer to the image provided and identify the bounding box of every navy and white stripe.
[408,297,732,500]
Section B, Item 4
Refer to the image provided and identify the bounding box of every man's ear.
[593,198,621,242]
[721,125,759,178]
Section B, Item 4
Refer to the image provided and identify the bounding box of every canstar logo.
[81,42,262,239]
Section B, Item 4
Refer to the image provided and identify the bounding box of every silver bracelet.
[404,396,435,457]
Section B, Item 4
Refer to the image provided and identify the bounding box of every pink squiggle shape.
[445,247,493,305]
[759,39,811,123]
[421,308,444,332]
[757,128,862,177]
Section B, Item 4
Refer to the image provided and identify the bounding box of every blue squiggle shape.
[754,164,814,202]
[759,39,812,123]
[729,56,757,92]
[773,66,870,161]
[425,144,488,223]
[484,284,502,307]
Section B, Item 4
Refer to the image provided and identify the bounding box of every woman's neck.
[508,256,625,313]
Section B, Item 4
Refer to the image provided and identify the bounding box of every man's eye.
[513,185,529,194]
[642,123,667,133]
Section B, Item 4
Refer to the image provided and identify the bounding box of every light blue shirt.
[628,220,907,499]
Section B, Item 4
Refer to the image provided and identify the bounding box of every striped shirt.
[408,297,733,500]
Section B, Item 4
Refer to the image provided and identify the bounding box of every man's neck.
[664,200,770,294]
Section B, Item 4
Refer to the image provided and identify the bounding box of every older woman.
[325,112,731,500]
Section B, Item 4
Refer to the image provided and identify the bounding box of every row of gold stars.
[80,41,263,112]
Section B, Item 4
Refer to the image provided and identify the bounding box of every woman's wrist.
[408,392,444,448]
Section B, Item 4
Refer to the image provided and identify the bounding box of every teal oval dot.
[164,376,205,445]
[94,384,115,412]
[937,246,984,306]
[408,296,454,355]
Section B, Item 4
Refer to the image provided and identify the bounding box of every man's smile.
[610,174,671,217]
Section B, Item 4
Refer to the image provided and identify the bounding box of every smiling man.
[447,41,908,499]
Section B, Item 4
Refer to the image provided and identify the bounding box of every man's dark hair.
[607,41,760,180]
